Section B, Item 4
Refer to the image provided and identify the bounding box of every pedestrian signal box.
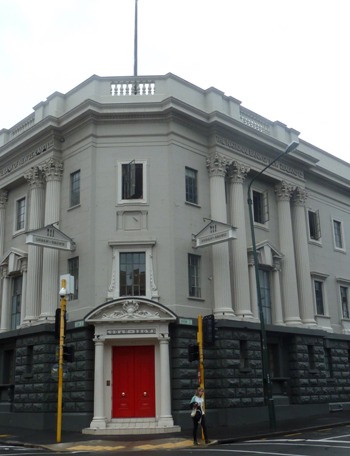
[203,314,216,347]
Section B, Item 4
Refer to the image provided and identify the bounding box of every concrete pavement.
[2,409,350,452]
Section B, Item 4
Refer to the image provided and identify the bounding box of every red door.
[112,346,155,418]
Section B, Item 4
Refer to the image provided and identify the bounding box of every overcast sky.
[1,0,349,163]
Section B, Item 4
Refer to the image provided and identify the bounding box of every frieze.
[0,140,54,178]
[216,135,304,180]
[101,300,161,320]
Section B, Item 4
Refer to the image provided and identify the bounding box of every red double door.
[112,345,155,418]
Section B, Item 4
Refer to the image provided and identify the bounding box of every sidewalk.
[2,409,350,452]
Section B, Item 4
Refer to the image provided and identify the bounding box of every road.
[0,444,90,455]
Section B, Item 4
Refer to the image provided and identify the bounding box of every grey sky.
[0,0,349,162]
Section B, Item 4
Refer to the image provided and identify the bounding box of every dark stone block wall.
[13,324,94,415]
[170,322,350,418]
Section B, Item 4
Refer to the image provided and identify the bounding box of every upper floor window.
[332,219,345,251]
[68,257,79,300]
[118,160,147,204]
[314,280,325,315]
[308,209,321,241]
[185,167,198,205]
[70,170,80,207]
[252,189,269,225]
[119,252,146,296]
[188,253,201,298]
[259,268,272,323]
[11,276,22,329]
[15,197,26,232]
[340,285,349,319]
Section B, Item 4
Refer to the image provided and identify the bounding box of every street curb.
[216,419,350,445]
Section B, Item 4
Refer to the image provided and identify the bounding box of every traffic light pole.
[197,315,204,390]
[56,279,67,443]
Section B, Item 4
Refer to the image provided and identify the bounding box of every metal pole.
[247,140,299,431]
[134,0,138,77]
[56,279,67,443]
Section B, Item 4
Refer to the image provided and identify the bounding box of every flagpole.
[134,0,138,77]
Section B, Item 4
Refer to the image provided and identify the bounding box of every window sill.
[185,201,201,208]
[187,296,205,302]
[68,204,81,211]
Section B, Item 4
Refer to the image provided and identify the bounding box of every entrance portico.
[83,297,180,435]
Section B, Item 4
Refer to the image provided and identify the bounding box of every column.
[90,338,107,429]
[40,159,63,320]
[23,167,45,324]
[292,187,316,325]
[248,252,258,319]
[0,191,8,256]
[272,258,284,325]
[20,259,28,325]
[206,152,234,317]
[158,335,174,427]
[0,267,10,332]
[275,181,301,325]
[228,161,253,318]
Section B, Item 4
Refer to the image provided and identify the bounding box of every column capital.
[24,167,45,189]
[206,152,228,177]
[41,158,63,182]
[275,181,294,201]
[0,266,8,279]
[292,186,308,206]
[20,258,28,273]
[228,161,250,183]
[0,191,8,209]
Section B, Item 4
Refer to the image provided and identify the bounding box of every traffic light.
[203,314,216,347]
[188,343,199,362]
[63,345,75,362]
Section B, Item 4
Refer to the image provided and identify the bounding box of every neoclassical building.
[1,74,350,433]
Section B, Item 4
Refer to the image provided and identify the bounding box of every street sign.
[26,225,76,251]
[193,220,237,248]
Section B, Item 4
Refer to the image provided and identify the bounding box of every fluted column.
[158,335,174,426]
[275,181,301,325]
[23,168,45,324]
[248,252,258,319]
[206,153,234,317]
[292,187,316,325]
[228,161,253,319]
[20,259,28,325]
[0,191,8,256]
[40,159,63,320]
[272,258,284,325]
[0,267,10,332]
[90,338,107,428]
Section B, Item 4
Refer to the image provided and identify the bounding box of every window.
[333,219,344,250]
[119,252,146,296]
[70,170,80,207]
[68,257,79,300]
[314,280,324,315]
[324,347,333,378]
[239,340,249,369]
[259,269,272,323]
[11,276,22,329]
[188,254,201,298]
[307,345,316,370]
[252,190,268,224]
[26,345,34,375]
[15,197,26,232]
[2,349,15,384]
[308,210,321,241]
[340,286,349,319]
[185,167,198,204]
[122,162,143,200]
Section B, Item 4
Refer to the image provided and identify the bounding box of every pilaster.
[40,159,63,320]
[206,152,234,317]
[275,181,301,325]
[0,191,8,257]
[90,338,107,429]
[158,335,174,426]
[228,161,253,319]
[23,167,45,324]
[292,187,316,326]
[0,267,10,332]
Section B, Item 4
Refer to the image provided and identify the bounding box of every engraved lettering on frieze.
[0,140,54,178]
[107,328,156,335]
[215,135,304,179]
